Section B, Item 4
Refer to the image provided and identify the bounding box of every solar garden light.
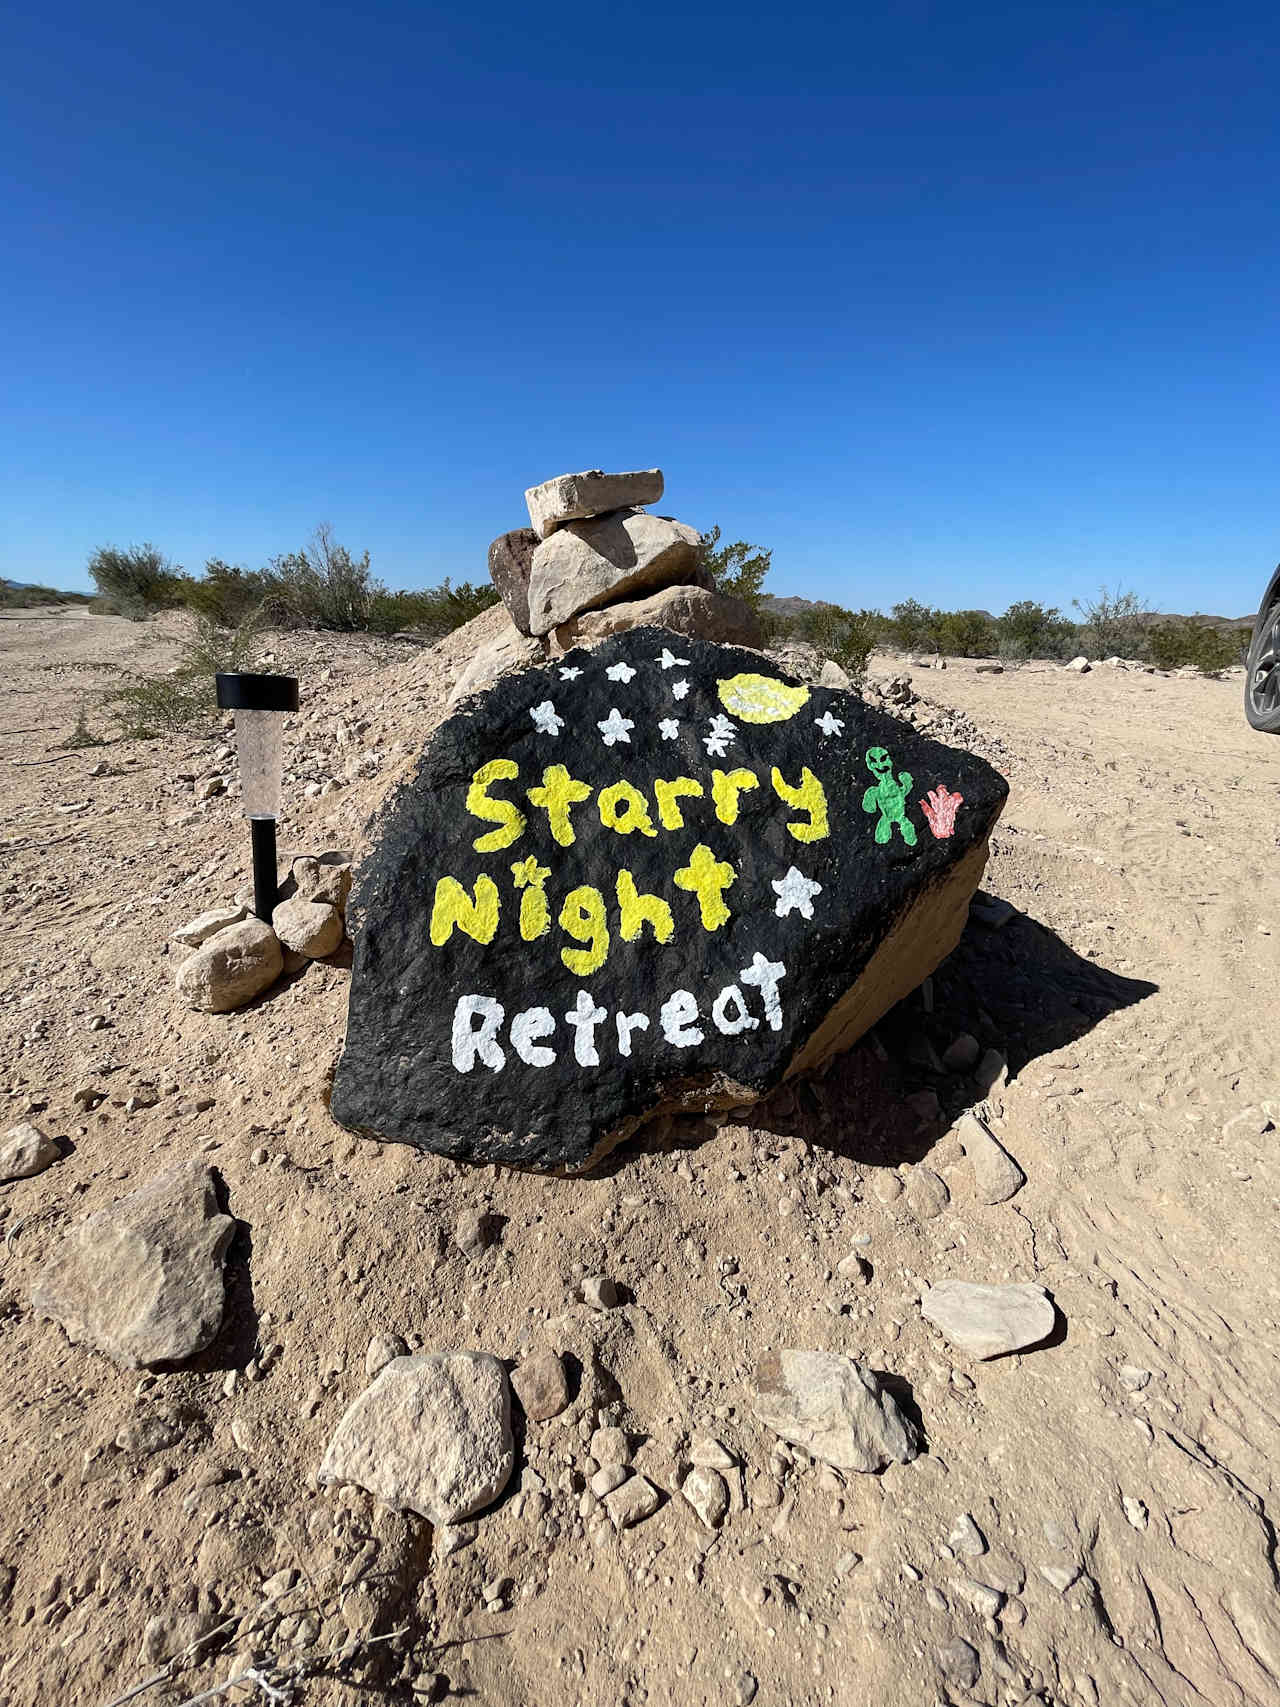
[215,672,300,921]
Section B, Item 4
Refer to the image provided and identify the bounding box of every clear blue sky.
[2,1,1276,615]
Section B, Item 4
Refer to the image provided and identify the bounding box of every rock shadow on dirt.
[607,901,1157,1174]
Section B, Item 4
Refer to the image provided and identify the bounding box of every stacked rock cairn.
[455,468,762,703]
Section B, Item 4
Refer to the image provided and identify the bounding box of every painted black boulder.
[331,628,1008,1172]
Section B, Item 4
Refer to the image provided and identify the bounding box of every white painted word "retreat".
[449,954,787,1074]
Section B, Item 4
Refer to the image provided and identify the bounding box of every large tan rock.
[524,468,663,540]
[449,619,548,705]
[318,1350,514,1523]
[526,509,701,636]
[272,897,344,959]
[31,1160,234,1368]
[554,583,762,651]
[174,918,283,1013]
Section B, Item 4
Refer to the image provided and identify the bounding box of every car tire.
[1245,593,1280,733]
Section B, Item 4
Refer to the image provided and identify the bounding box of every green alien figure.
[862,746,917,846]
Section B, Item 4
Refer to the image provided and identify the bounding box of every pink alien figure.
[919,784,964,839]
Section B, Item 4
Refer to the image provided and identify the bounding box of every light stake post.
[215,672,300,921]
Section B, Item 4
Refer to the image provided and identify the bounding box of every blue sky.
[2,1,1276,615]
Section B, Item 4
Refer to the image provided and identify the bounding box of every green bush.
[932,609,997,657]
[1148,620,1243,674]
[797,603,882,685]
[698,526,771,608]
[87,543,189,620]
[183,560,271,628]
[104,614,261,739]
[995,599,1079,661]
[887,598,941,653]
[1072,585,1152,660]
[260,524,377,631]
[366,579,500,637]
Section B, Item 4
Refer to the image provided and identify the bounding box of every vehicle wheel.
[1245,595,1280,733]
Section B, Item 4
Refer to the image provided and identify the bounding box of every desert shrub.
[887,599,941,653]
[87,543,189,620]
[698,526,771,608]
[366,579,500,637]
[56,697,106,749]
[1148,620,1243,674]
[797,603,882,685]
[996,599,1079,661]
[260,524,377,631]
[1072,585,1152,660]
[933,609,997,657]
[104,614,261,739]
[183,559,271,628]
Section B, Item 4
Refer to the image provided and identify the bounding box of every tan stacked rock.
[457,466,762,704]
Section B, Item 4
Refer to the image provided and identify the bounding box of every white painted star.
[606,661,637,683]
[814,710,844,737]
[658,717,680,740]
[658,647,690,670]
[709,713,736,739]
[672,679,691,700]
[558,666,583,681]
[772,865,824,920]
[597,707,634,746]
[529,699,564,737]
[703,733,731,757]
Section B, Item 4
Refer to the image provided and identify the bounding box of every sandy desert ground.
[1,602,1278,1707]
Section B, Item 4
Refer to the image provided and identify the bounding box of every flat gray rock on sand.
[525,468,664,540]
[319,1350,515,1524]
[751,1348,921,1471]
[526,509,701,636]
[31,1160,234,1367]
[921,1280,1055,1359]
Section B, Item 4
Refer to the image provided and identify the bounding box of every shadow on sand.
[608,902,1158,1174]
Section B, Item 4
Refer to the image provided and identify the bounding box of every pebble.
[949,1513,987,1557]
[581,1274,619,1310]
[510,1349,571,1421]
[733,1674,758,1705]
[941,1033,981,1072]
[689,1435,737,1469]
[906,1168,950,1220]
[1038,1562,1082,1593]
[1122,1495,1149,1531]
[455,1209,495,1260]
[936,1637,981,1689]
[873,1174,903,1204]
[682,1466,729,1528]
[590,1426,630,1468]
[603,1474,661,1530]
[952,1576,1003,1618]
[365,1332,408,1380]
[590,1465,628,1498]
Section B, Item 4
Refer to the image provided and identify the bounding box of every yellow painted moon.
[716,673,811,724]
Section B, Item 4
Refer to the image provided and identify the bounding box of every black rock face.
[331,629,1008,1172]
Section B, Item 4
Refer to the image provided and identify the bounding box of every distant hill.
[0,576,92,607]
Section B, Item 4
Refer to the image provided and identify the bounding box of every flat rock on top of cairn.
[331,628,1008,1173]
[525,468,664,540]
